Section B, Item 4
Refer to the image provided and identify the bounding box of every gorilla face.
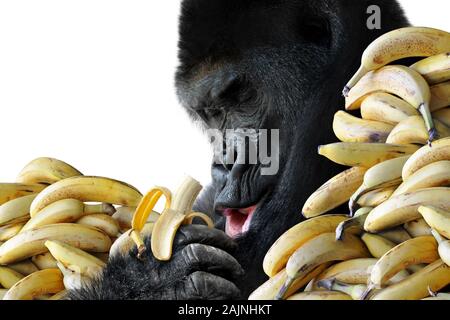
[176,0,407,290]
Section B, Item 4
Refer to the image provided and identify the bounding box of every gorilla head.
[70,0,408,300]
[175,0,408,295]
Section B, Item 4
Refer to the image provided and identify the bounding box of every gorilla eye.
[297,17,331,46]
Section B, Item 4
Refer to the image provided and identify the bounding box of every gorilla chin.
[69,0,409,300]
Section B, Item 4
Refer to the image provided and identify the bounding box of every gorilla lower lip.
[223,206,257,238]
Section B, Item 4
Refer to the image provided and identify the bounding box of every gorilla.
[70,0,409,300]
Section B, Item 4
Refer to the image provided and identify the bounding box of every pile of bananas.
[0,157,210,300]
[250,27,450,301]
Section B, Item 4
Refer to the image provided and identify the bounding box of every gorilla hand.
[68,225,244,300]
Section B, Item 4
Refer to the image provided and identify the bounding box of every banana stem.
[275,277,294,300]
[343,65,368,97]
[418,103,438,145]
[431,229,445,244]
[335,214,367,241]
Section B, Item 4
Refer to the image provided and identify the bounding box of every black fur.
[70,0,409,300]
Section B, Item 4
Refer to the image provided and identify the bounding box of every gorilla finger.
[174,224,237,253]
[180,243,244,281]
[182,271,242,300]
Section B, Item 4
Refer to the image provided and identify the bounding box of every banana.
[32,252,58,270]
[433,108,450,127]
[317,278,367,300]
[318,143,419,168]
[30,176,142,217]
[361,92,419,125]
[278,233,369,299]
[430,81,450,112]
[0,183,46,206]
[248,264,330,300]
[405,219,432,238]
[263,215,355,277]
[130,176,211,261]
[345,65,437,142]
[0,223,112,265]
[356,187,397,209]
[316,258,378,285]
[394,161,450,197]
[371,260,450,300]
[0,266,24,288]
[16,157,82,185]
[0,289,8,299]
[335,208,372,241]
[387,116,450,145]
[77,214,120,237]
[411,53,450,85]
[361,233,396,258]
[378,227,412,244]
[287,291,352,301]
[348,156,409,213]
[3,268,65,300]
[110,223,154,258]
[8,261,39,276]
[343,27,450,96]
[48,290,67,300]
[365,188,450,232]
[431,230,450,267]
[419,206,450,239]
[112,206,137,232]
[46,240,105,278]
[0,194,37,227]
[84,203,116,216]
[332,111,393,143]
[369,236,439,289]
[302,167,367,219]
[0,223,25,242]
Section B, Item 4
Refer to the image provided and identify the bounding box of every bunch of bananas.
[250,26,450,301]
[0,157,210,300]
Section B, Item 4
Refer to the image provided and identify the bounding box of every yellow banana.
[0,289,8,299]
[302,167,367,219]
[404,219,432,238]
[335,207,372,241]
[287,291,352,300]
[110,223,154,258]
[0,194,37,227]
[411,53,450,85]
[3,268,65,300]
[360,92,419,125]
[279,233,369,299]
[332,111,393,143]
[433,108,450,127]
[361,233,396,258]
[316,258,378,285]
[369,236,439,289]
[356,187,397,209]
[365,188,450,232]
[430,81,450,112]
[419,206,450,239]
[77,214,120,238]
[317,278,367,300]
[318,143,419,168]
[378,227,412,244]
[0,223,25,242]
[32,252,58,270]
[394,161,450,197]
[113,206,136,232]
[345,65,436,142]
[263,215,354,277]
[348,156,409,213]
[8,261,39,276]
[0,266,24,288]
[431,230,450,267]
[343,27,450,95]
[16,157,82,185]
[30,176,142,217]
[248,264,329,300]
[371,260,450,300]
[0,223,112,265]
[48,290,67,300]
[387,116,450,145]
[0,183,46,206]
[46,240,105,278]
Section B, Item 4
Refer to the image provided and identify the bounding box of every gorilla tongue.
[223,206,257,238]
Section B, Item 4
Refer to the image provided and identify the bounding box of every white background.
[0,1,449,193]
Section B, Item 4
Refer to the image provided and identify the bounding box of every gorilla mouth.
[221,206,258,238]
